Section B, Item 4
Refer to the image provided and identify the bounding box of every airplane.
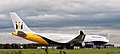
[81,35,109,48]
[10,12,109,49]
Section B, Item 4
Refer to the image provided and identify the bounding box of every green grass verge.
[0,48,120,54]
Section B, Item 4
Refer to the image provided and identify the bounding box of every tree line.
[0,43,43,49]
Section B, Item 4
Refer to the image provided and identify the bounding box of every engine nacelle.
[82,42,94,48]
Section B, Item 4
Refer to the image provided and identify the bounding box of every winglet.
[80,31,84,35]
[68,31,86,43]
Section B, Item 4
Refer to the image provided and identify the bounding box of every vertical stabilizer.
[10,12,32,32]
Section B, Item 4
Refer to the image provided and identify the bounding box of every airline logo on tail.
[15,22,23,29]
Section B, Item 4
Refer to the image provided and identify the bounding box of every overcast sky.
[0,0,120,44]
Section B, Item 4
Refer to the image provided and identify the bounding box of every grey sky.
[0,0,120,44]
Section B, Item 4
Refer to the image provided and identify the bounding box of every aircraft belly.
[24,33,49,45]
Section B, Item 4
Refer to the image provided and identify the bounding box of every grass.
[0,48,120,54]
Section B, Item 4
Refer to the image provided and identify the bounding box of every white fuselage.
[84,35,109,43]
[37,33,109,43]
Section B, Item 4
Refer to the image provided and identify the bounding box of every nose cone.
[12,32,18,36]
